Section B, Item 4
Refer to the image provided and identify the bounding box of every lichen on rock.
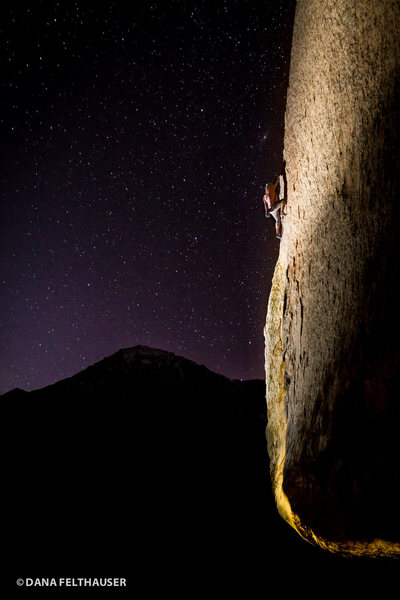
[264,0,400,558]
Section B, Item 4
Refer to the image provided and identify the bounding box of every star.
[0,1,296,393]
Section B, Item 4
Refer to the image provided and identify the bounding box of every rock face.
[265,0,400,557]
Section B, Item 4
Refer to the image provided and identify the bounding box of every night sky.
[0,1,295,394]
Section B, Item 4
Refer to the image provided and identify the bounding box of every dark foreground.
[5,347,398,596]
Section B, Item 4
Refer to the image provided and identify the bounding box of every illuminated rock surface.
[265,0,400,557]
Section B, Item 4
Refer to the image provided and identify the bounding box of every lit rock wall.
[265,0,400,557]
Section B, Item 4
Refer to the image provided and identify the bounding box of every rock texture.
[265,0,400,557]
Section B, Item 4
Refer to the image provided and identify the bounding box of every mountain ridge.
[1,344,262,399]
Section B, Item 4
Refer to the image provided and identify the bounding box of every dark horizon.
[2,343,267,396]
[0,1,296,394]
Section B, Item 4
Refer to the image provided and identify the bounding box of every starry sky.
[0,1,296,394]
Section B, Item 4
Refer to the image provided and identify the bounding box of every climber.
[263,165,287,239]
[263,174,279,212]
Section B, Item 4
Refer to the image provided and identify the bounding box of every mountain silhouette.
[5,346,398,595]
